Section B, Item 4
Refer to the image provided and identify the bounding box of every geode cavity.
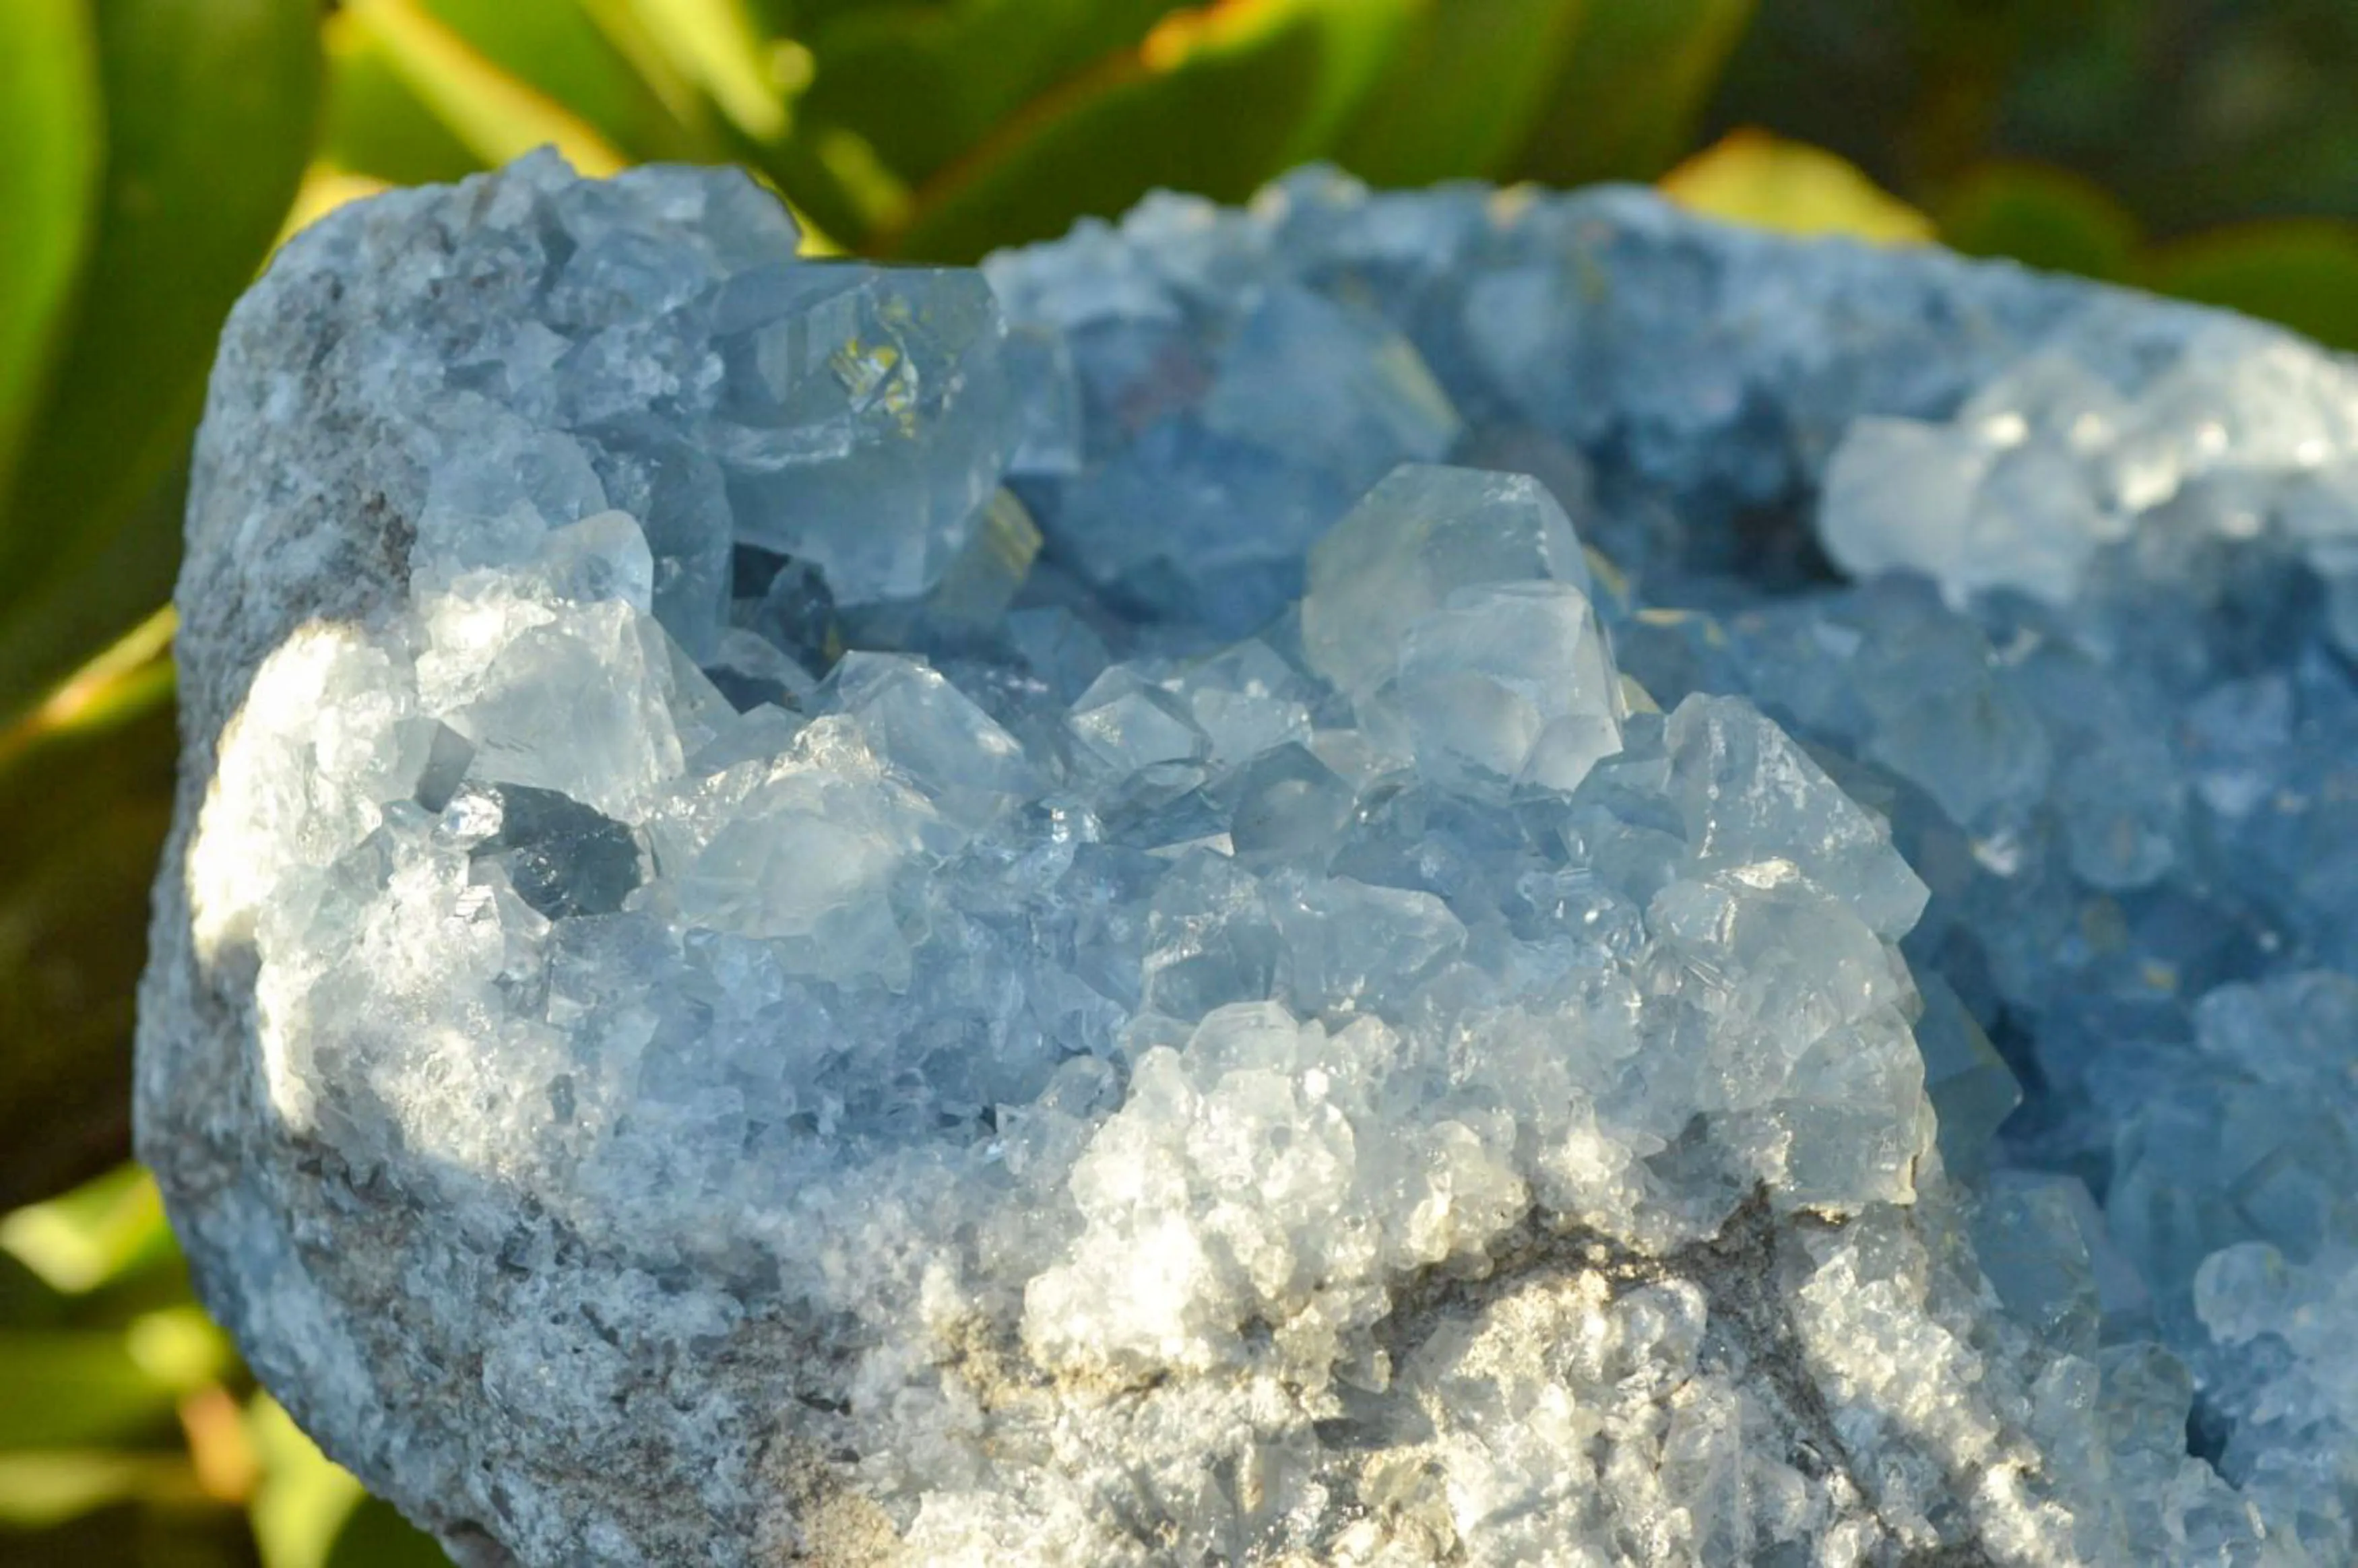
[139,154,2358,1566]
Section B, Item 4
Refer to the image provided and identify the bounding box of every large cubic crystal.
[141,152,2358,1567]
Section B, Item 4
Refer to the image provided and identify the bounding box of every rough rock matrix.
[140,153,2358,1565]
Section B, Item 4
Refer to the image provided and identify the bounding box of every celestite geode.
[138,153,2358,1566]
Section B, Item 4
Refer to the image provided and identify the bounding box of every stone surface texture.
[139,153,2358,1566]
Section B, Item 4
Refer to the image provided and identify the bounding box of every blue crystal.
[177,149,2358,1564]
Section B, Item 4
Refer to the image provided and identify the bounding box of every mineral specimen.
[139,151,2358,1567]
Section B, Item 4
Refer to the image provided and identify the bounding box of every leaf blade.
[1938,161,2141,281]
[0,0,103,511]
[408,0,707,162]
[1334,0,1590,187]
[319,10,485,187]
[598,0,794,143]
[882,0,1414,262]
[1513,0,1756,186]
[0,1333,183,1453]
[0,0,321,701]
[0,614,176,1210]
[1660,129,1934,244]
[797,0,1188,190]
[2140,220,2358,352]
[344,0,627,175]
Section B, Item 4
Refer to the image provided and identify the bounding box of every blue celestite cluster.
[148,151,2358,1565]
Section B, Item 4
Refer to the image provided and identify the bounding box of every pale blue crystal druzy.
[178,150,2358,1565]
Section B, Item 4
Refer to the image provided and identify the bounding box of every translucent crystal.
[1391,579,1622,797]
[709,264,1020,603]
[579,419,732,660]
[416,414,608,578]
[1302,464,1591,698]
[1200,284,1461,496]
[1069,664,1211,786]
[1662,695,1927,939]
[1224,743,1353,866]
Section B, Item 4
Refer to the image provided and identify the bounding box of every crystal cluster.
[139,152,2358,1566]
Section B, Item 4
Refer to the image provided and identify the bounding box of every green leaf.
[0,616,175,1211]
[250,1400,408,1568]
[0,1250,67,1333]
[0,0,103,516]
[881,0,1415,263]
[341,0,627,176]
[1512,0,1756,187]
[408,0,706,163]
[320,15,486,187]
[0,1454,207,1533]
[749,128,906,253]
[798,0,1188,190]
[324,1500,451,1568]
[1334,0,1589,187]
[0,455,183,733]
[0,1167,175,1299]
[1659,129,1934,244]
[0,1333,182,1451]
[594,0,796,143]
[0,0,319,705]
[2140,220,2358,353]
[1938,161,2140,281]
[120,1307,237,1399]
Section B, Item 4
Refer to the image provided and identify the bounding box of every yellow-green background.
[6,1,2355,1559]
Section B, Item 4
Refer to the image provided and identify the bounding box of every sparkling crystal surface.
[145,152,2358,1566]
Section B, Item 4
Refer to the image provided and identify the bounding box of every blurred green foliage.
[3,1,2356,1560]
[1712,0,2358,239]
